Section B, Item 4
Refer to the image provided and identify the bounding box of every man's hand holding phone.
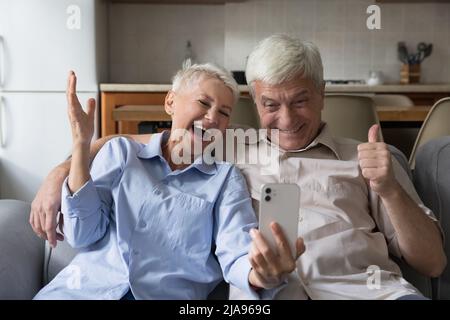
[248,224,305,289]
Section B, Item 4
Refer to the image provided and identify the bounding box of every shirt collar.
[190,155,218,175]
[137,130,217,175]
[136,131,167,160]
[259,122,341,160]
[309,123,341,159]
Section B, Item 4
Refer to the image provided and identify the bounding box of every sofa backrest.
[387,145,432,298]
[413,136,450,300]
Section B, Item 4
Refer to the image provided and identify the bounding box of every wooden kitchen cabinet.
[101,91,168,136]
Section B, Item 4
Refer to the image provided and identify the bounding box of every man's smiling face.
[253,76,325,151]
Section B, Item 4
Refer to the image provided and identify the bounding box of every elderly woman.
[34,63,300,300]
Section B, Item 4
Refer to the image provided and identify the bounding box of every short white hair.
[246,34,324,92]
[172,62,239,104]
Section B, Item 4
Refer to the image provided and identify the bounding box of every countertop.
[100,83,450,93]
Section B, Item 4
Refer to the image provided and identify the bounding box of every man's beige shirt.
[230,124,438,300]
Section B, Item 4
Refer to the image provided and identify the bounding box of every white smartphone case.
[258,183,300,257]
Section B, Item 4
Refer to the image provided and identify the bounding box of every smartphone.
[258,183,300,257]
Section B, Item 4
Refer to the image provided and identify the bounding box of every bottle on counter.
[367,71,383,86]
[183,40,196,68]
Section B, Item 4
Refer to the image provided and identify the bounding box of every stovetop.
[325,80,366,85]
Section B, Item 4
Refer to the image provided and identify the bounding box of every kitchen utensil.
[400,42,433,65]
[414,42,427,63]
[408,53,419,64]
[397,42,409,64]
[413,51,425,64]
[412,42,432,64]
[424,43,433,58]
[417,42,427,52]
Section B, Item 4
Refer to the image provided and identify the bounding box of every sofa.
[0,140,448,299]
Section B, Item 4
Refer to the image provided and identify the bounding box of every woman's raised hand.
[66,71,96,146]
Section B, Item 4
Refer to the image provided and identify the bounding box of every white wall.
[109,3,225,83]
[109,0,450,84]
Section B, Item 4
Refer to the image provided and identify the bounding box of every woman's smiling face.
[165,74,235,155]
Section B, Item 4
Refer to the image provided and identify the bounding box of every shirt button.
[139,221,147,229]
[154,189,161,196]
[299,216,303,222]
[132,250,140,256]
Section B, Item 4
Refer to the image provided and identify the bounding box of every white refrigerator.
[0,0,107,201]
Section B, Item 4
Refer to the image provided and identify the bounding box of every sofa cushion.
[0,200,44,299]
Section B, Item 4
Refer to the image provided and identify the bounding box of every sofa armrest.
[0,200,45,299]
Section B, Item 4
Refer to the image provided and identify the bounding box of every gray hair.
[172,62,240,104]
[245,34,324,93]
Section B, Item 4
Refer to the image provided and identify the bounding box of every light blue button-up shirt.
[34,132,273,300]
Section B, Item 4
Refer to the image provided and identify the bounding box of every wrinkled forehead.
[252,77,318,101]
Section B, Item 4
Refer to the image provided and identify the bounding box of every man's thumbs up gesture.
[357,124,399,198]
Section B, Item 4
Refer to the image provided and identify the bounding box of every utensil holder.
[400,63,420,84]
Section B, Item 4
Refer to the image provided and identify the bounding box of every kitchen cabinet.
[101,91,168,136]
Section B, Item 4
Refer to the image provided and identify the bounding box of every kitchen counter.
[100,83,450,93]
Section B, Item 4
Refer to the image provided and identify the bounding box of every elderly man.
[30,35,446,300]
